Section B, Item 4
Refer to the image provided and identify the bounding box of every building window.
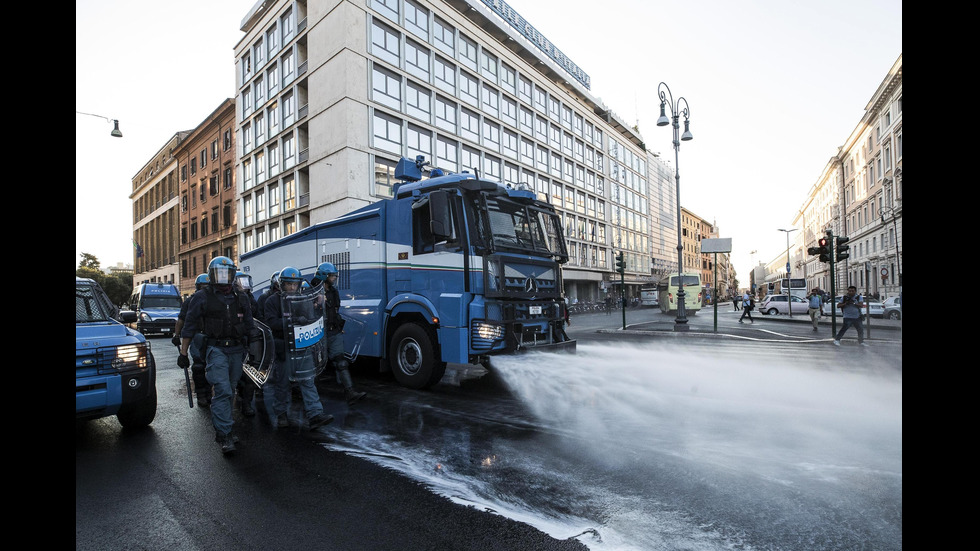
[243,195,253,226]
[404,0,429,40]
[282,134,295,169]
[436,135,457,172]
[373,111,402,154]
[433,55,456,94]
[460,107,480,144]
[283,175,296,210]
[406,81,431,122]
[268,183,280,217]
[407,124,432,161]
[433,16,454,55]
[482,119,500,151]
[372,65,402,110]
[372,19,400,66]
[405,39,430,80]
[374,156,397,198]
[372,0,398,22]
[435,95,457,133]
[458,33,477,70]
[223,204,232,228]
[481,84,499,117]
[224,167,233,189]
[480,50,498,81]
[459,70,479,107]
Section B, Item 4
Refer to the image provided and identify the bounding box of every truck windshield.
[482,194,567,260]
[77,284,112,323]
[142,296,182,309]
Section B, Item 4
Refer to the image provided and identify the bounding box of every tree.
[79,253,101,270]
[75,254,133,307]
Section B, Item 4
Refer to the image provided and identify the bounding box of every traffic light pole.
[828,230,837,337]
[620,265,626,331]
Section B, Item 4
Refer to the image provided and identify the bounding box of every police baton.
[174,340,194,409]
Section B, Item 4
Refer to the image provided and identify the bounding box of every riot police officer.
[255,270,280,320]
[264,266,333,431]
[312,262,366,405]
[172,273,212,407]
[178,256,256,454]
[234,271,260,417]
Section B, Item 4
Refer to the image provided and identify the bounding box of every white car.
[882,296,902,320]
[760,295,808,315]
[821,296,884,317]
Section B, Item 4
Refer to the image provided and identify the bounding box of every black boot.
[338,369,366,405]
[308,413,334,430]
[215,432,236,454]
[238,381,256,417]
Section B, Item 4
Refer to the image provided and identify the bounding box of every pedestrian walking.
[738,291,754,323]
[178,257,256,454]
[834,286,867,347]
[807,288,823,332]
[732,293,740,311]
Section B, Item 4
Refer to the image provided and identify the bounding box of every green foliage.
[79,253,101,270]
[76,254,133,307]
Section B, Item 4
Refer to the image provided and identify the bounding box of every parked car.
[821,296,884,317]
[882,296,902,320]
[760,294,808,315]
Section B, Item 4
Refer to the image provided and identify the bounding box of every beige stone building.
[796,54,901,299]
[131,134,184,288]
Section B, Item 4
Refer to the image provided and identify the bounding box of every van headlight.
[140,311,153,322]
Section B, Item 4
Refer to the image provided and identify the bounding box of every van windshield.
[142,296,182,310]
[669,275,700,286]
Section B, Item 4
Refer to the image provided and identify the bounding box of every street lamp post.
[878,205,902,309]
[76,111,123,137]
[657,82,693,331]
[777,228,798,317]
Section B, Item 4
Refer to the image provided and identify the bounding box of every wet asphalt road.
[75,338,588,551]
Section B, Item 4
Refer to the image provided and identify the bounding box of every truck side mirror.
[428,190,452,241]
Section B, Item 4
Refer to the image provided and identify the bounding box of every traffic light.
[808,237,831,263]
[835,236,850,262]
[615,251,626,274]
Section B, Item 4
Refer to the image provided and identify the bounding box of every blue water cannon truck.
[240,156,576,389]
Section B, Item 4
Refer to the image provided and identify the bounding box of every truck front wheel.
[117,389,157,429]
[389,323,446,389]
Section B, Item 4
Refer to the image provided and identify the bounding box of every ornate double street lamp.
[657,82,693,331]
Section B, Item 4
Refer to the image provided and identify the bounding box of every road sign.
[880,267,888,276]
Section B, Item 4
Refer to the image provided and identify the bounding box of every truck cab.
[128,282,182,336]
[76,277,157,428]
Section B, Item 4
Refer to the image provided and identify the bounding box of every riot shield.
[282,284,326,381]
[242,319,274,386]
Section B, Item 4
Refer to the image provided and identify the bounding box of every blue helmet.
[235,271,253,292]
[194,273,210,291]
[208,256,237,286]
[313,262,339,284]
[301,280,311,289]
[279,266,303,293]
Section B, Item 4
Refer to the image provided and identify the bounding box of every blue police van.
[128,282,182,336]
[76,277,157,428]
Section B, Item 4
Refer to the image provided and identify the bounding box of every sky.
[76,0,902,281]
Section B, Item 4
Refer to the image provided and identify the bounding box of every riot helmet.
[278,266,304,295]
[208,256,237,288]
[270,271,281,292]
[312,262,339,286]
[235,271,253,293]
[194,273,210,291]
